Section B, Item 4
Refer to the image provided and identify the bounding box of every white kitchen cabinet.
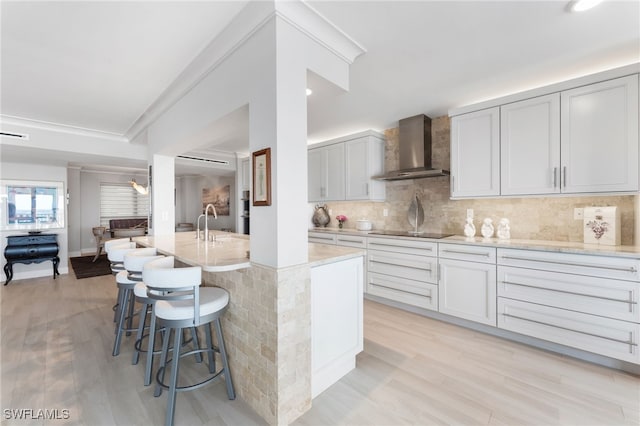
[450,107,500,198]
[367,237,438,311]
[500,93,561,195]
[560,74,639,193]
[309,131,385,202]
[497,248,640,364]
[311,256,364,397]
[345,135,385,201]
[308,231,337,245]
[308,143,345,202]
[438,244,497,326]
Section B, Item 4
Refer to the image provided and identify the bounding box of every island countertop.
[133,231,364,271]
[133,231,251,272]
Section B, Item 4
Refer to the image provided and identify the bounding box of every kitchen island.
[133,231,365,424]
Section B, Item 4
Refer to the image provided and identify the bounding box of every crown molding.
[275,1,366,65]
[125,0,364,143]
[0,115,128,143]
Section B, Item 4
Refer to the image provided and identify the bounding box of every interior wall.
[311,116,637,245]
[67,167,81,256]
[0,162,70,281]
[181,175,236,232]
[77,169,148,253]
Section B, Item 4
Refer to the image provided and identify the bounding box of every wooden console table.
[3,234,60,285]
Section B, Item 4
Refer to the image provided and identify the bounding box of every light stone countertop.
[309,228,640,258]
[308,243,365,267]
[133,231,251,272]
[134,231,364,271]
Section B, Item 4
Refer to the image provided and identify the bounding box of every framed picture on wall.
[252,148,271,206]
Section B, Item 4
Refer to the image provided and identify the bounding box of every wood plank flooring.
[2,270,639,425]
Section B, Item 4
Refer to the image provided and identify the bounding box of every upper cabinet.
[308,143,345,202]
[501,93,560,196]
[450,107,500,198]
[345,135,386,201]
[561,75,639,193]
[308,131,385,202]
[450,66,639,199]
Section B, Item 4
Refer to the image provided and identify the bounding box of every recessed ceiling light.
[306,88,313,96]
[569,0,604,12]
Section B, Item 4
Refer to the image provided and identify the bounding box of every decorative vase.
[338,222,343,229]
[312,204,330,227]
[481,218,494,239]
[463,218,476,238]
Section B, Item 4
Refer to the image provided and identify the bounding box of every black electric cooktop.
[368,230,453,239]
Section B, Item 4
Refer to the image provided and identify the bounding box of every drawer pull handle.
[501,280,638,305]
[442,249,491,257]
[502,313,637,347]
[501,256,638,274]
[369,244,434,252]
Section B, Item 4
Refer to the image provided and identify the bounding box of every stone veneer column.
[204,263,311,425]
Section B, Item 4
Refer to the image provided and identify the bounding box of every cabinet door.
[561,74,639,193]
[325,144,345,200]
[501,94,560,195]
[308,145,345,202]
[308,148,325,202]
[438,258,497,326]
[450,107,500,198]
[345,137,385,201]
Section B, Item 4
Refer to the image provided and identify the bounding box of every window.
[100,183,149,227]
[1,180,65,231]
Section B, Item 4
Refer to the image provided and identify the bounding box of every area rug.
[69,254,112,279]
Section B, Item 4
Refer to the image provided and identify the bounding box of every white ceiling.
[1,0,639,173]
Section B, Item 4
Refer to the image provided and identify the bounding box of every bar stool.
[113,247,161,357]
[143,256,235,426]
[105,238,135,274]
[106,241,138,323]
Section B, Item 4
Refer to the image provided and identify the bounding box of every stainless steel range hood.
[374,114,449,181]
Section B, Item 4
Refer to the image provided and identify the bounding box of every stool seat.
[155,287,229,321]
[116,269,138,286]
[134,281,149,298]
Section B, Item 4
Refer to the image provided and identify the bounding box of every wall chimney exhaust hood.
[374,114,449,181]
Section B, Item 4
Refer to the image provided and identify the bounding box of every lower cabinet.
[367,237,438,311]
[438,244,497,326]
[497,248,640,364]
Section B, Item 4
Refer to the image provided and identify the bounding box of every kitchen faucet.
[204,203,217,242]
[195,214,205,239]
[195,204,218,241]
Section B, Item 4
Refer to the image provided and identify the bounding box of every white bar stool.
[107,242,138,324]
[112,247,160,356]
[105,238,135,275]
[143,256,235,426]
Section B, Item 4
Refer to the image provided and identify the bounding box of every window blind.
[100,183,149,227]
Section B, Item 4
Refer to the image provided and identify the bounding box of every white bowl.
[356,219,372,231]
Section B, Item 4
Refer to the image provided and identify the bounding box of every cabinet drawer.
[309,232,337,245]
[5,243,59,260]
[368,272,437,311]
[497,248,640,282]
[367,237,437,257]
[368,249,437,283]
[336,235,367,249]
[7,235,57,246]
[498,298,640,364]
[498,266,640,323]
[439,243,496,263]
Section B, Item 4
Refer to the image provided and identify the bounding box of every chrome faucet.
[195,214,206,239]
[204,203,218,242]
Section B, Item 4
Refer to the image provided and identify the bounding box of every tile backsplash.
[311,116,637,245]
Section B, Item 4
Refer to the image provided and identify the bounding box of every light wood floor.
[2,270,639,425]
